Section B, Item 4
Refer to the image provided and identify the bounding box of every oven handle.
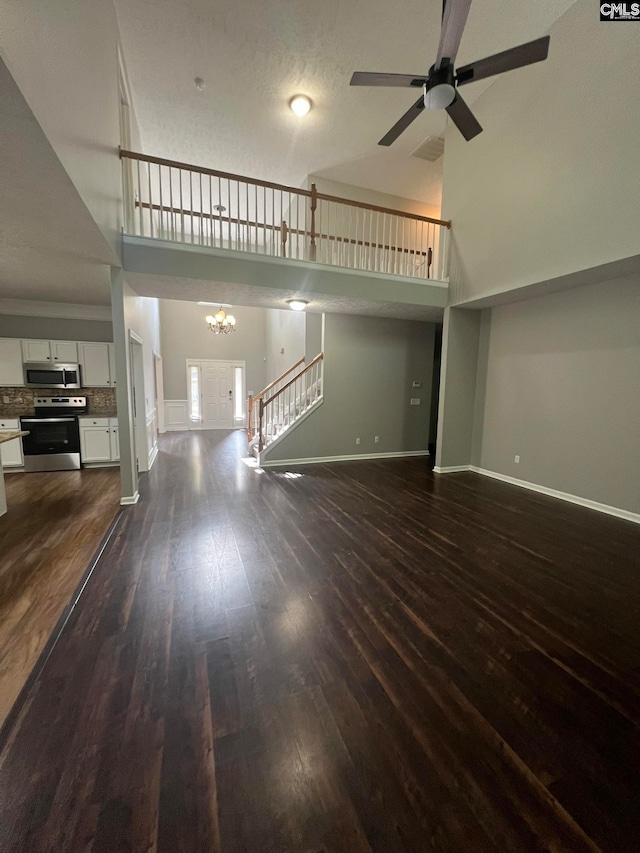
[20,417,77,424]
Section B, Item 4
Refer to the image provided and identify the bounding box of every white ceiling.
[115,0,577,207]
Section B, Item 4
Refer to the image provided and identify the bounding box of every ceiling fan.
[350,0,550,144]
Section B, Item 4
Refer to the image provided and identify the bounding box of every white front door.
[202,361,233,429]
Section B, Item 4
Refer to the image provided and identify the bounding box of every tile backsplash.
[0,386,117,414]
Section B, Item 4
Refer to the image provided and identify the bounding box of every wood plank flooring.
[0,430,639,852]
[0,467,120,728]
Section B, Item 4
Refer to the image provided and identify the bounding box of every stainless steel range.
[20,396,88,472]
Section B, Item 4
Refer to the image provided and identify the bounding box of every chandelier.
[205,307,236,334]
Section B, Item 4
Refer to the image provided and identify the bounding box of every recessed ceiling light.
[287,299,309,311]
[289,95,312,117]
[213,204,226,212]
[194,77,206,91]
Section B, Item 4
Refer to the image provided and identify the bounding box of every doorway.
[129,334,148,472]
[187,359,246,430]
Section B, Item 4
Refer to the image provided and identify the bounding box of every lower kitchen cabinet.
[79,418,119,465]
[0,419,24,468]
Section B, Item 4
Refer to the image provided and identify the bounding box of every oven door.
[20,417,81,456]
[23,363,82,389]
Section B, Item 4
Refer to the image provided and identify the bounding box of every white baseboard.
[261,450,430,468]
[120,491,140,506]
[433,465,472,474]
[470,466,640,525]
[434,464,640,525]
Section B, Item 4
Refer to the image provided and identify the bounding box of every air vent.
[411,135,445,162]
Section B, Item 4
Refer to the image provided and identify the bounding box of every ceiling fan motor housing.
[424,62,456,109]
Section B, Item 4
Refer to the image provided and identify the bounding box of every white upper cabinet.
[108,343,117,387]
[51,341,78,362]
[22,339,52,362]
[21,339,79,363]
[0,339,24,385]
[78,342,113,387]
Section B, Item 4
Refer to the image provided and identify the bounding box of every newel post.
[309,183,318,262]
[281,220,288,257]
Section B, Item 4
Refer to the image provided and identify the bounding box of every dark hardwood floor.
[0,466,121,728]
[0,430,639,852]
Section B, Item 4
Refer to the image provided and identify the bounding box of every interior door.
[201,361,233,429]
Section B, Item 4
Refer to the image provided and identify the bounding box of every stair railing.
[258,353,324,452]
[248,356,306,442]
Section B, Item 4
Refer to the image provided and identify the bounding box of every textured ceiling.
[126,271,445,323]
[115,0,577,206]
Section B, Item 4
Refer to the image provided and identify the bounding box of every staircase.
[248,353,324,464]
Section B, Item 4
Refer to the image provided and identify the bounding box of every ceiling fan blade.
[436,0,472,68]
[378,96,425,146]
[350,71,427,88]
[446,91,482,140]
[456,36,550,86]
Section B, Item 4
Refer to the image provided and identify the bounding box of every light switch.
[410,398,421,406]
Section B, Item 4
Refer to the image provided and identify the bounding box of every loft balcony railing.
[120,151,451,282]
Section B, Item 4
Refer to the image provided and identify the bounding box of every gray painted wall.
[160,300,267,399]
[267,313,435,462]
[434,307,482,469]
[305,313,323,362]
[476,276,640,514]
[264,309,305,386]
[0,314,113,342]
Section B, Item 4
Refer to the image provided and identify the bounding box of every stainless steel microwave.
[23,362,82,389]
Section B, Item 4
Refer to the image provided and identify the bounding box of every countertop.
[0,410,117,419]
[0,430,29,445]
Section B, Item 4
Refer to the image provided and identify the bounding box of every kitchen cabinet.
[21,339,52,362]
[79,417,119,464]
[78,343,115,387]
[0,419,24,467]
[0,339,24,385]
[110,420,119,461]
[21,339,78,363]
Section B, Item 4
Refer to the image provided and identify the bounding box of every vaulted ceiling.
[115,0,577,207]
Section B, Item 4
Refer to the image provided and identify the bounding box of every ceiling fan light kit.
[350,0,550,144]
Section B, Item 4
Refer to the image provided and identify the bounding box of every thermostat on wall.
[412,380,422,388]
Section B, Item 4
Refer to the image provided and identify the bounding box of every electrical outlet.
[374,435,379,443]
[514,455,520,463]
[355,437,361,446]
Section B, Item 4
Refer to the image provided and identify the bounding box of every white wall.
[0,0,125,258]
[441,1,640,304]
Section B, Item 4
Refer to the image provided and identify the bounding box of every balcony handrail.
[135,199,433,261]
[119,149,451,228]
